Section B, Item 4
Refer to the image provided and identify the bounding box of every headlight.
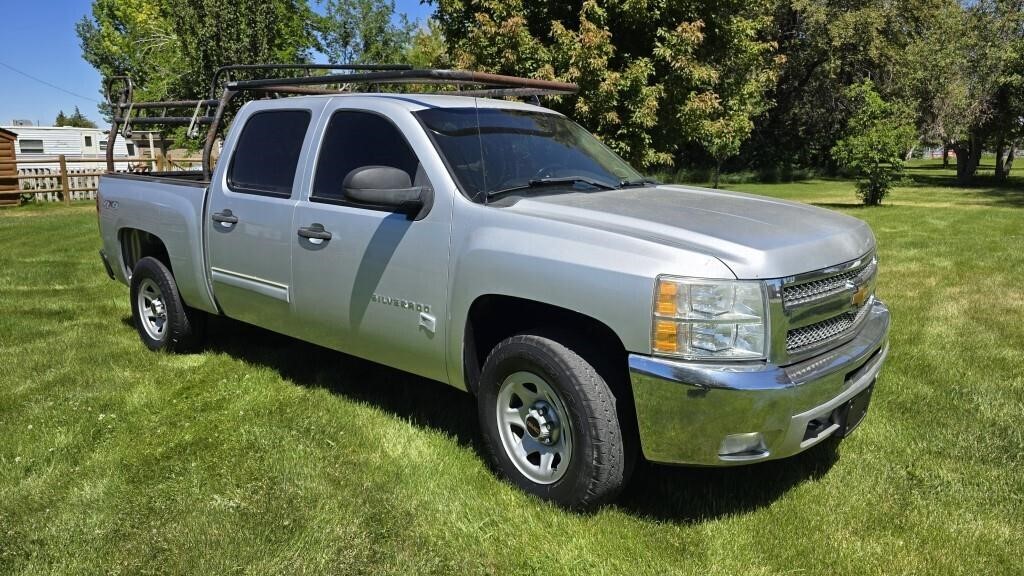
[652,276,768,360]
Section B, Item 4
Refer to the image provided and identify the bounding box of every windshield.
[415,107,645,202]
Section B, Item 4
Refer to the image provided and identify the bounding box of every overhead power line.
[0,60,101,104]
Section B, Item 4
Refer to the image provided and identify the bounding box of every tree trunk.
[955,133,982,183]
[713,160,722,189]
[1005,142,1016,176]
[970,133,982,175]
[994,138,1007,181]
[942,144,950,168]
[954,143,968,180]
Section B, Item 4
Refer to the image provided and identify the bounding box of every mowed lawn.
[1,163,1022,575]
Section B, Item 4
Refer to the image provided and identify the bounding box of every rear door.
[206,105,318,334]
[289,101,452,383]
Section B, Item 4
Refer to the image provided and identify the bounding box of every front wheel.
[478,334,629,510]
[129,256,205,352]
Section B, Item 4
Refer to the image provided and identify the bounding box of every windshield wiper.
[618,177,660,188]
[487,176,618,200]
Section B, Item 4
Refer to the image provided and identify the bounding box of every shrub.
[832,81,917,205]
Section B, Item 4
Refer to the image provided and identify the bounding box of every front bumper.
[629,299,890,465]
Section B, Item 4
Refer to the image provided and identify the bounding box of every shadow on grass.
[904,173,1024,207]
[810,202,872,210]
[125,314,841,523]
[203,315,484,448]
[617,442,839,523]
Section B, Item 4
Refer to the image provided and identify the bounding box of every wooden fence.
[0,155,202,206]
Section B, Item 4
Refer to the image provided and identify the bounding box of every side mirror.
[343,166,431,220]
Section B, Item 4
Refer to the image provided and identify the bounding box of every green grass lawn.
[1,162,1022,574]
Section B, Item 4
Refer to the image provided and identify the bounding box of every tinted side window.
[228,110,311,196]
[312,111,420,202]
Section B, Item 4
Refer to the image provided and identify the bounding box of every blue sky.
[0,0,434,128]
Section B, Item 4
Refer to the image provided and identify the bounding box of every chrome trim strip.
[782,259,875,308]
[781,250,876,287]
[210,267,290,303]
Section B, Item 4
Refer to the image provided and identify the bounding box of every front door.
[206,108,312,333]
[290,106,451,383]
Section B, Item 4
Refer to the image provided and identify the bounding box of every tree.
[832,81,916,205]
[879,0,1023,182]
[657,12,782,186]
[78,0,318,107]
[988,0,1024,180]
[405,19,449,69]
[747,0,952,173]
[162,0,318,98]
[76,0,187,105]
[433,0,781,171]
[317,0,415,65]
[55,107,99,128]
[58,106,98,127]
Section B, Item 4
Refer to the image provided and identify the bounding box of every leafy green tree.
[832,82,916,205]
[405,19,449,69]
[78,0,318,105]
[55,107,99,128]
[316,0,415,65]
[748,0,949,172]
[433,0,781,171]
[76,0,186,104]
[163,0,318,97]
[984,0,1024,180]
[759,0,1022,182]
[657,11,781,186]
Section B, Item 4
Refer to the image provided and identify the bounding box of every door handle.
[297,223,332,241]
[211,209,239,224]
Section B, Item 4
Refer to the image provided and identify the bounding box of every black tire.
[129,256,205,352]
[478,334,628,510]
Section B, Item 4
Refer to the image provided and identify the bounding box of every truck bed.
[97,171,219,314]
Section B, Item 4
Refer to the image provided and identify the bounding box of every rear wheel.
[130,256,205,352]
[478,334,628,510]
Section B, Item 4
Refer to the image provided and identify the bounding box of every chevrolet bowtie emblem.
[851,283,870,306]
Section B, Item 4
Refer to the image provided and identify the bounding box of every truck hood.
[502,185,875,279]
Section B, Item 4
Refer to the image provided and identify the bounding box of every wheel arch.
[116,226,220,315]
[119,227,172,279]
[463,294,631,399]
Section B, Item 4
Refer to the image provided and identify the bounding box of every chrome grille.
[783,268,863,307]
[786,298,872,353]
[775,252,878,360]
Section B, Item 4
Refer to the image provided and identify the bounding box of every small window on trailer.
[84,135,93,147]
[100,140,107,151]
[126,142,135,156]
[20,139,44,153]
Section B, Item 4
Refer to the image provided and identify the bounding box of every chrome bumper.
[629,299,890,465]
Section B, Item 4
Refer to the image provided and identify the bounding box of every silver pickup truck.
[97,75,889,509]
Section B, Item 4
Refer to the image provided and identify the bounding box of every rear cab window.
[228,109,311,197]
